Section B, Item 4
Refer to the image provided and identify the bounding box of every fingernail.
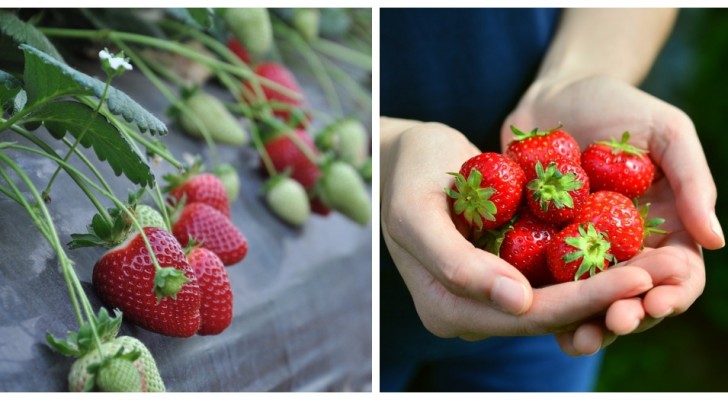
[711,212,725,247]
[492,277,527,315]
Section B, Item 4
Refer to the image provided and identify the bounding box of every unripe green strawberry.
[96,357,142,392]
[223,8,273,56]
[213,163,241,202]
[67,336,165,392]
[359,157,372,182]
[317,119,369,168]
[179,91,248,146]
[264,175,311,226]
[293,8,320,41]
[135,204,166,231]
[319,161,371,226]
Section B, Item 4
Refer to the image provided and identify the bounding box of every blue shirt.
[381,8,560,150]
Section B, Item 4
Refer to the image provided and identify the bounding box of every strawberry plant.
[1,7,371,390]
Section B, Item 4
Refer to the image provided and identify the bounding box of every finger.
[525,266,653,330]
[554,331,580,357]
[619,244,692,286]
[389,188,533,315]
[650,107,724,249]
[605,298,645,335]
[449,266,652,337]
[642,283,702,319]
[572,321,606,356]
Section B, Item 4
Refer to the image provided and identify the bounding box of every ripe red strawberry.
[264,129,321,189]
[91,227,202,337]
[581,131,655,199]
[227,37,250,64]
[445,152,526,231]
[526,161,590,225]
[247,62,306,124]
[575,191,644,262]
[506,125,581,173]
[165,171,231,218]
[187,247,233,335]
[547,222,615,283]
[263,129,331,215]
[480,209,558,287]
[172,202,248,266]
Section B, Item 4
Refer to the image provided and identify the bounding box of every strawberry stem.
[0,152,108,360]
[272,17,343,116]
[4,122,113,223]
[116,40,221,167]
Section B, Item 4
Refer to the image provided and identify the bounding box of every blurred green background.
[596,8,728,392]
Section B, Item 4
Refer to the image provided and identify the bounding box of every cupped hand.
[501,75,722,354]
[381,120,654,342]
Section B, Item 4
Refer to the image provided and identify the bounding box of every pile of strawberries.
[70,169,246,337]
[446,125,665,286]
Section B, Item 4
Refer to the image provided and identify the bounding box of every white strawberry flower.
[98,48,132,77]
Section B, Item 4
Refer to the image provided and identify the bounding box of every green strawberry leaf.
[0,12,64,65]
[0,69,22,111]
[187,8,215,29]
[20,44,168,135]
[23,101,154,187]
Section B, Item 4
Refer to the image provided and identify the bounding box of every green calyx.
[161,157,203,192]
[597,131,649,156]
[46,308,123,357]
[153,267,190,301]
[510,124,563,141]
[563,223,615,281]
[475,214,518,255]
[68,189,145,249]
[445,168,497,231]
[639,201,669,238]
[87,347,143,392]
[527,161,583,212]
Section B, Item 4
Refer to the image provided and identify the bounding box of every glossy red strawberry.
[172,203,248,266]
[165,172,231,218]
[581,131,655,199]
[92,227,202,337]
[247,62,306,123]
[445,152,526,231]
[547,222,615,283]
[482,209,558,287]
[264,129,320,189]
[526,161,590,225]
[187,247,233,335]
[575,191,644,262]
[506,125,581,173]
[264,129,331,215]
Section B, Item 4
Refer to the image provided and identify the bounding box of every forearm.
[538,8,677,87]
